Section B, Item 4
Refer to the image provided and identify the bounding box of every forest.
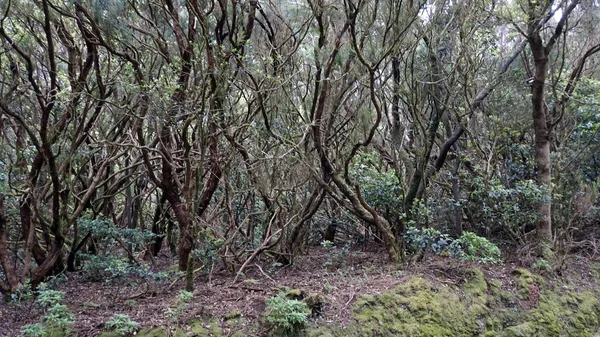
[0,0,600,336]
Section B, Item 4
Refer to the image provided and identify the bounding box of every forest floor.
[1,246,599,337]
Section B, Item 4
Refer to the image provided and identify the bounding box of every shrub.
[105,314,138,336]
[405,227,502,264]
[22,283,74,337]
[454,231,502,264]
[350,152,402,216]
[265,292,310,336]
[466,177,546,242]
[165,290,194,324]
[78,217,155,252]
[79,253,170,284]
[22,323,46,337]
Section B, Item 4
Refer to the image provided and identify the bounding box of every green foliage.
[105,314,139,336]
[22,323,47,337]
[42,304,74,334]
[177,290,194,303]
[76,216,166,284]
[35,283,64,308]
[405,227,502,263]
[10,280,34,304]
[193,229,224,269]
[320,240,334,249]
[467,177,546,242]
[79,254,168,284]
[265,292,310,336]
[22,284,74,337]
[454,232,502,264]
[350,152,402,215]
[78,217,155,253]
[165,290,194,324]
[532,259,551,271]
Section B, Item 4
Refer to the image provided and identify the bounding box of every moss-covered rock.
[189,318,223,336]
[284,288,326,318]
[347,277,486,336]
[512,268,539,300]
[305,268,600,337]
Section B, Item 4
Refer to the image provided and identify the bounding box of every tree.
[522,0,600,255]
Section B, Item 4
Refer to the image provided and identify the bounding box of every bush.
[79,253,170,284]
[350,152,402,216]
[405,227,502,264]
[22,283,74,337]
[265,292,310,336]
[78,217,155,252]
[165,290,194,324]
[105,314,138,336]
[466,177,546,242]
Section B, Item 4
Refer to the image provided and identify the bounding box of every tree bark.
[529,36,553,249]
[525,0,582,254]
[0,196,19,293]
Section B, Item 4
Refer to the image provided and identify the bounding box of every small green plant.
[104,314,139,336]
[10,280,34,305]
[22,283,74,337]
[532,258,551,271]
[124,299,137,308]
[22,323,47,337]
[264,292,310,336]
[177,290,193,302]
[35,285,64,308]
[42,304,74,333]
[165,290,194,324]
[454,231,502,264]
[320,240,334,249]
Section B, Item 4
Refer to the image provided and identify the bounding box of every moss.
[462,268,488,297]
[189,318,223,336]
[136,327,169,337]
[306,326,341,337]
[224,310,241,321]
[98,332,121,337]
[136,267,600,337]
[287,288,307,300]
[512,268,540,300]
[505,321,538,337]
[189,321,209,336]
[305,268,600,337]
[348,277,485,336]
[173,329,187,337]
[514,290,600,337]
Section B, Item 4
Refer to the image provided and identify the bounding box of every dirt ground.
[1,246,597,337]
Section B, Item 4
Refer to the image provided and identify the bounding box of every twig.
[233,209,281,283]
[254,263,275,282]
[228,285,265,292]
[344,287,361,308]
